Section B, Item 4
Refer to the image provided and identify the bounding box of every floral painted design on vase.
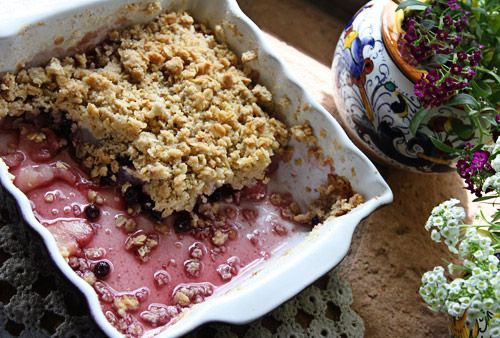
[450,311,496,338]
[331,0,476,172]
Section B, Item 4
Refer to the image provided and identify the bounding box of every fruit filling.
[0,116,362,336]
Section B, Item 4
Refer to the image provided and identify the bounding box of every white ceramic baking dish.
[0,0,393,337]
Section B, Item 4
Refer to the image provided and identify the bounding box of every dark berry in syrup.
[84,204,100,221]
[93,261,111,279]
[173,211,193,233]
[124,186,141,205]
[207,184,234,203]
[310,215,320,226]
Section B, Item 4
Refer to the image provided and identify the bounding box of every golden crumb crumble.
[0,11,288,217]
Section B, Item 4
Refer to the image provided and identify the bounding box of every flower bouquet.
[399,0,500,150]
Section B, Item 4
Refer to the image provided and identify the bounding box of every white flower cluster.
[419,256,499,322]
[489,318,500,338]
[422,199,499,335]
[459,228,496,261]
[419,266,449,312]
[425,199,466,253]
[483,138,500,193]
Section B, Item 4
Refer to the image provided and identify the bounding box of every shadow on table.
[237,0,353,67]
[341,165,470,338]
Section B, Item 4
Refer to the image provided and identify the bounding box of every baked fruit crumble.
[0,11,287,218]
[0,8,363,338]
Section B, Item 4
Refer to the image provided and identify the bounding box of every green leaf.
[430,54,451,65]
[409,107,431,135]
[451,119,474,140]
[384,81,397,92]
[447,94,480,109]
[477,66,500,84]
[473,195,499,203]
[471,80,492,98]
[396,0,430,11]
[421,19,435,30]
[430,137,458,154]
[491,210,500,222]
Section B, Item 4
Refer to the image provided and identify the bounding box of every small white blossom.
[492,155,500,172]
[425,199,466,253]
[431,229,441,241]
[483,172,500,193]
[489,318,500,338]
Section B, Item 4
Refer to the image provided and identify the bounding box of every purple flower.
[451,64,463,75]
[456,159,470,178]
[457,145,495,198]
[454,16,468,31]
[443,15,453,26]
[452,35,462,45]
[471,150,490,170]
[469,50,482,66]
[447,0,461,11]
[464,68,476,80]
[457,51,467,61]
[436,29,449,41]
[427,70,441,82]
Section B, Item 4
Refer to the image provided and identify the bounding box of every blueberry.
[93,261,111,279]
[310,215,320,226]
[124,186,141,205]
[84,204,100,221]
[174,211,193,233]
[116,154,132,166]
[207,184,234,203]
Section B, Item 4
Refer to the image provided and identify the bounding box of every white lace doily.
[0,187,364,338]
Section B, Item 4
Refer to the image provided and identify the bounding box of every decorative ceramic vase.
[449,311,496,338]
[331,0,474,172]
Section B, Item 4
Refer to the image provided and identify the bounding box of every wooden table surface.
[237,1,467,337]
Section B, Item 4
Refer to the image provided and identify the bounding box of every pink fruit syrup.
[0,117,310,337]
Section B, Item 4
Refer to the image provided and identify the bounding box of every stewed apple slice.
[46,219,95,258]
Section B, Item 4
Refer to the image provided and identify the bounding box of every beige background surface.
[237,1,470,337]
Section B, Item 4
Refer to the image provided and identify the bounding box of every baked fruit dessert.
[0,9,363,337]
[0,11,287,218]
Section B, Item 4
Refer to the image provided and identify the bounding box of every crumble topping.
[0,11,288,217]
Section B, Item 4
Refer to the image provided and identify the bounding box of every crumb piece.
[241,50,258,63]
[94,281,114,303]
[95,195,105,205]
[87,190,98,202]
[211,230,228,246]
[173,289,190,306]
[114,295,139,317]
[164,56,184,74]
[44,192,55,203]
[140,304,177,327]
[252,84,272,106]
[125,231,159,262]
[329,193,364,217]
[27,132,46,143]
[55,161,69,170]
[184,259,202,278]
[83,271,97,285]
[84,247,106,260]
